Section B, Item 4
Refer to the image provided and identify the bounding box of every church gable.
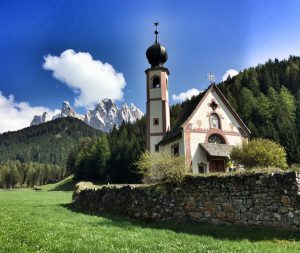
[183,85,250,137]
[158,84,250,147]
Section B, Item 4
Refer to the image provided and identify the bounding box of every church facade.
[145,26,250,173]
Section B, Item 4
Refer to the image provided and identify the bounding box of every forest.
[0,117,101,166]
[67,118,146,184]
[1,56,300,187]
[0,117,101,188]
[219,56,300,163]
[0,161,66,188]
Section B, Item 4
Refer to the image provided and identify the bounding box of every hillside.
[171,56,300,163]
[0,117,102,166]
[219,56,300,163]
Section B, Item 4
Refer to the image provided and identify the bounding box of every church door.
[209,160,225,173]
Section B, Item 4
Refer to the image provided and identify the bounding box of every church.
[145,25,251,173]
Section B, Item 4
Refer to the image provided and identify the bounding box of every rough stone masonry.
[73,172,300,231]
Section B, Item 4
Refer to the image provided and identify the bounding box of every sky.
[0,0,300,133]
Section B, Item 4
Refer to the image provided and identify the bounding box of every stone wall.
[73,172,300,231]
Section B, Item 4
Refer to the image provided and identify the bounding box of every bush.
[136,151,188,184]
[231,138,288,169]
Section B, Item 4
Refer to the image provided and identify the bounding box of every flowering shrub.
[136,151,188,184]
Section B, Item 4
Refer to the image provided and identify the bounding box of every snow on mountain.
[30,99,144,132]
[30,112,51,126]
[53,101,84,121]
[84,99,143,132]
[30,101,84,126]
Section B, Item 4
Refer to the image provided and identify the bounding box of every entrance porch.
[199,143,234,173]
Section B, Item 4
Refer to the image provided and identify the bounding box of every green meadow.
[0,179,300,253]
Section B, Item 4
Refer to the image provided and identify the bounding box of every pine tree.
[7,164,20,188]
[89,135,111,181]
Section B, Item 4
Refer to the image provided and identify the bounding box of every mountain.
[84,99,144,132]
[31,101,84,126]
[31,99,144,132]
[0,117,101,166]
[31,112,51,126]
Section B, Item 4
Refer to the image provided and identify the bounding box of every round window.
[208,134,225,144]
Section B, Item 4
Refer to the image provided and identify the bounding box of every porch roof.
[199,143,234,158]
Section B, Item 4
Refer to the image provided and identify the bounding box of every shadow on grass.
[49,179,77,191]
[61,202,300,242]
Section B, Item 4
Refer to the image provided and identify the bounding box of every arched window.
[152,77,160,88]
[208,134,225,144]
[210,113,220,129]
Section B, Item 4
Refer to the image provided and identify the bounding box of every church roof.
[157,88,207,145]
[199,143,234,158]
[158,84,251,146]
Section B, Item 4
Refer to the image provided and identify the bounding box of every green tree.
[0,166,9,188]
[66,145,79,174]
[89,135,111,180]
[8,164,20,188]
[70,136,111,182]
[106,120,145,183]
[237,87,256,121]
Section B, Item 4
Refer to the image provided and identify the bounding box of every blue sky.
[0,0,300,132]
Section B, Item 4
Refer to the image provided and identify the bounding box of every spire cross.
[154,21,159,43]
[206,72,216,84]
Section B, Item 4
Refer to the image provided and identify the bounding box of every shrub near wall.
[73,172,300,231]
[231,139,288,169]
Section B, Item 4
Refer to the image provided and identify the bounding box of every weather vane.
[154,21,159,43]
[206,72,216,84]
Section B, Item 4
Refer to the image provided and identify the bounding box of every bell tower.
[145,22,170,152]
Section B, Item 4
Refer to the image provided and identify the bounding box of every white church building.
[145,25,251,173]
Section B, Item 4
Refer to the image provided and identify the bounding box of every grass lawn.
[0,179,300,252]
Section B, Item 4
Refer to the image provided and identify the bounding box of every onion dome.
[146,22,168,68]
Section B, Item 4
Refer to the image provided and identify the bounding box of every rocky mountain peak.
[61,101,75,117]
[101,98,115,111]
[30,112,51,126]
[30,99,144,132]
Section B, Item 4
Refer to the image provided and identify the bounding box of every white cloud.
[172,88,201,103]
[43,49,126,109]
[0,91,58,133]
[222,69,239,81]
